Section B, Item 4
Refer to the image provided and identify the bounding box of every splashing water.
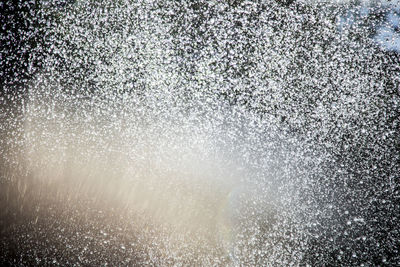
[1,0,399,266]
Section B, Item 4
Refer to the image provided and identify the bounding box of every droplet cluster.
[1,0,399,266]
